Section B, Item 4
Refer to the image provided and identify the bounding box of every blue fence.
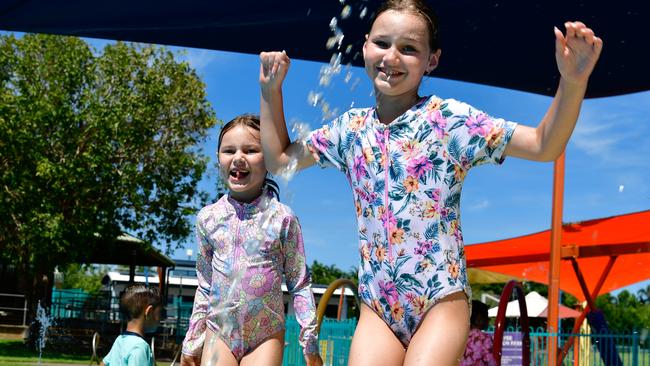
[284,317,356,366]
[54,293,649,365]
[488,326,650,366]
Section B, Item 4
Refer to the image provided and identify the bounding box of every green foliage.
[0,34,218,299]
[59,264,107,295]
[596,288,650,333]
[309,260,357,287]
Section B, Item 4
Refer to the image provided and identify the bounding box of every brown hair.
[120,284,161,321]
[217,114,279,199]
[371,0,440,52]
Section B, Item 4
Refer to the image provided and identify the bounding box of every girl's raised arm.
[259,51,317,175]
[504,21,603,161]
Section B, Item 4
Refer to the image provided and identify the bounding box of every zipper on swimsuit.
[383,127,393,263]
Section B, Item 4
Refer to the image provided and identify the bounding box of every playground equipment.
[492,280,531,366]
[315,278,359,332]
[89,331,101,365]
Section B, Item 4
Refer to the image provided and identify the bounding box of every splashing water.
[34,301,53,366]
[291,120,312,142]
[360,6,368,19]
[325,18,345,51]
[341,5,352,19]
[319,52,343,87]
[276,156,299,185]
[308,91,323,107]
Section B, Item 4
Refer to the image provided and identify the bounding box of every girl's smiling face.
[363,10,440,99]
[218,125,266,203]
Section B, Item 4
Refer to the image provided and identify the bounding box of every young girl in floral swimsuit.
[259,0,602,364]
[181,115,322,366]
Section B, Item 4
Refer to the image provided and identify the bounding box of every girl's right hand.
[180,353,200,366]
[305,353,324,366]
[259,51,290,91]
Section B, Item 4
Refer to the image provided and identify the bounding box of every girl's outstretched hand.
[305,352,324,366]
[554,21,603,85]
[259,50,290,91]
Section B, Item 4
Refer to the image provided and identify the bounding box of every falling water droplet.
[329,17,338,31]
[341,5,352,19]
[360,7,368,19]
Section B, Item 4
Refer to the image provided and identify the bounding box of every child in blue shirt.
[102,284,161,366]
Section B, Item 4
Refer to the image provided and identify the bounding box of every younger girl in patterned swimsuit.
[259,0,602,364]
[181,115,322,366]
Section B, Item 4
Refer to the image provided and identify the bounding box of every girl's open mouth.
[230,169,250,180]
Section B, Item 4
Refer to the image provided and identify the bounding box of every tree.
[0,34,218,314]
[59,264,107,295]
[309,260,357,287]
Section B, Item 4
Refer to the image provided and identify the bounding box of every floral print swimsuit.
[181,191,319,360]
[307,95,517,346]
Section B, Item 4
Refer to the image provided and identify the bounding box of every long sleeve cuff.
[302,336,320,355]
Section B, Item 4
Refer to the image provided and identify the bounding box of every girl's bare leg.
[239,331,285,366]
[403,292,470,366]
[201,329,238,366]
[348,304,405,366]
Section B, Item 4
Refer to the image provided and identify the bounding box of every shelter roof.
[466,210,650,301]
[84,233,175,267]
[0,1,648,97]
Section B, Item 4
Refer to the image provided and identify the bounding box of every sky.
[163,46,650,296]
[3,27,649,297]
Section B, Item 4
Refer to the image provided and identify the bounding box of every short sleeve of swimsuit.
[440,98,517,169]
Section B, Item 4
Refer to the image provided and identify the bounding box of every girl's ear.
[426,49,442,74]
[144,305,153,320]
[362,34,369,59]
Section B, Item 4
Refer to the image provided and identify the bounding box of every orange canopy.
[465,210,650,301]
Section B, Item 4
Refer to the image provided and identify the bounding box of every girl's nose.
[233,154,246,166]
[382,46,400,65]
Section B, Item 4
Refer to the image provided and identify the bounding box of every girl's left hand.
[554,21,603,85]
[305,353,324,366]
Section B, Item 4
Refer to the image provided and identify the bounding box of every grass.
[0,340,90,365]
[0,340,174,365]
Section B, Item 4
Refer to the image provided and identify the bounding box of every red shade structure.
[467,209,650,364]
[466,209,650,302]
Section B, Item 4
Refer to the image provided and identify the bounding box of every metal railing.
[487,326,650,366]
[0,292,28,325]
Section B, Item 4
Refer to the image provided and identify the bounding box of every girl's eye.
[374,40,389,49]
[402,45,417,53]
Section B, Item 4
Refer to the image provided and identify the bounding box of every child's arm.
[280,214,321,361]
[259,51,318,175]
[504,21,603,161]
[180,217,213,363]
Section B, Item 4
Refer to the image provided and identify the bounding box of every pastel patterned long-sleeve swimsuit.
[460,328,497,366]
[181,190,319,360]
[306,95,517,346]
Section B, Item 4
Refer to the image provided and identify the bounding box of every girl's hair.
[371,0,440,52]
[217,114,280,200]
[120,284,161,321]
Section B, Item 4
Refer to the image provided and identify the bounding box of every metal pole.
[632,330,639,366]
[22,297,27,326]
[548,151,565,365]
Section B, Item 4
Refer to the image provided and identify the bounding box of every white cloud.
[467,199,490,211]
[179,48,221,71]
[571,94,650,167]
